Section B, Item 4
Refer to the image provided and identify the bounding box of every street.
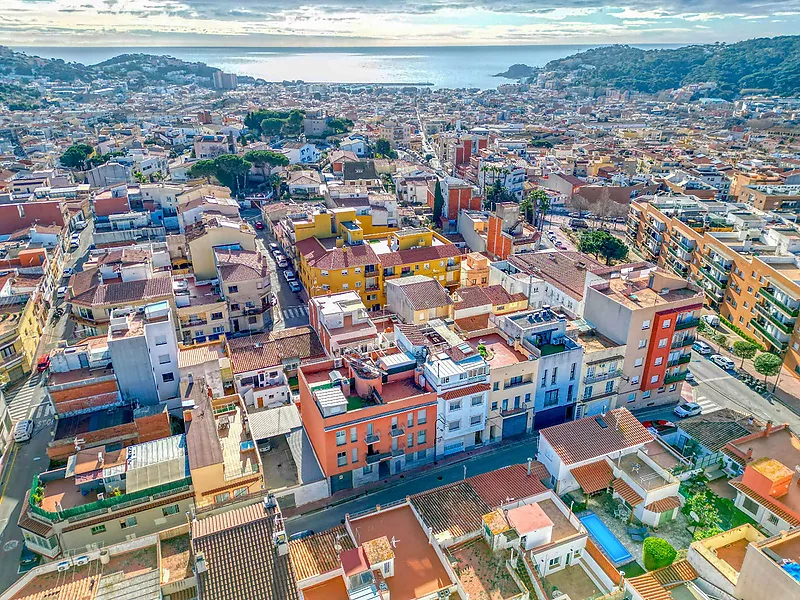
[285,437,538,535]
[632,349,800,430]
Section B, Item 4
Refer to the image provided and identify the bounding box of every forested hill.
[541,36,800,98]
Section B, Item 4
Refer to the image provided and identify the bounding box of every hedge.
[719,316,765,351]
[643,537,677,571]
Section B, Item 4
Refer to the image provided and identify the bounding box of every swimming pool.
[579,513,633,564]
[783,561,800,582]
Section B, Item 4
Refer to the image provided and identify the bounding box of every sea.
[14,45,681,89]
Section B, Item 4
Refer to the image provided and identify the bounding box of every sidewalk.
[281,434,537,519]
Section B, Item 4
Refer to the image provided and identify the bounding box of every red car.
[254,221,265,230]
[641,419,675,431]
[36,353,50,373]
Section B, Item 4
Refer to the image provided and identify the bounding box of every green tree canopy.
[188,159,217,183]
[245,149,289,168]
[60,143,94,169]
[732,340,758,367]
[754,352,782,383]
[579,230,628,265]
[374,138,397,158]
[260,118,284,136]
[213,154,252,193]
[643,537,677,571]
[432,179,444,228]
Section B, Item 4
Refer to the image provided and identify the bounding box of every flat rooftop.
[350,505,451,600]
[53,408,134,441]
[160,533,193,585]
[617,453,673,492]
[598,276,700,310]
[577,330,623,353]
[538,498,581,544]
[468,334,528,368]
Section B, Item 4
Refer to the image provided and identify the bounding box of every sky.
[3,0,800,47]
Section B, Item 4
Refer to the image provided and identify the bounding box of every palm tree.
[519,194,534,225]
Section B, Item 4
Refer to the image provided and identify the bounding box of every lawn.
[679,479,755,532]
[619,561,646,578]
[347,396,364,411]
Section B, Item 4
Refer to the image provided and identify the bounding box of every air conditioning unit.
[334,357,343,368]
[97,493,105,501]
[195,552,208,573]
[75,556,89,566]
[57,562,70,572]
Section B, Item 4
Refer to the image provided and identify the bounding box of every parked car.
[692,340,713,355]
[640,420,675,432]
[283,270,297,282]
[710,354,735,370]
[569,218,589,229]
[288,280,302,293]
[36,353,50,373]
[254,221,265,230]
[63,267,75,277]
[277,257,289,268]
[684,371,695,382]
[674,403,703,418]
[56,285,68,299]
[289,530,315,541]
[269,243,281,254]
[13,419,34,442]
[701,314,720,327]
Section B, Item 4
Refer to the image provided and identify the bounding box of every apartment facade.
[307,291,381,357]
[214,249,271,334]
[584,267,702,410]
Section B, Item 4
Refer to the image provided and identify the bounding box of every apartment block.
[307,291,381,357]
[184,215,256,281]
[173,274,229,344]
[214,248,271,334]
[740,184,800,212]
[575,328,627,419]
[299,356,437,493]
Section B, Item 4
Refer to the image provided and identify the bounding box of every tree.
[213,154,252,193]
[578,230,602,259]
[732,340,758,367]
[536,191,551,231]
[643,537,677,571]
[519,194,534,225]
[712,332,728,353]
[567,193,591,217]
[188,159,217,183]
[282,109,305,135]
[485,178,513,211]
[374,138,396,158]
[432,180,444,228]
[260,118,284,137]
[132,171,147,184]
[245,150,289,180]
[579,231,629,265]
[60,143,94,169]
[683,490,723,540]
[754,352,782,388]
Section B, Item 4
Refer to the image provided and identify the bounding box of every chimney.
[184,409,193,423]
[745,447,753,461]
[765,420,773,437]
[527,457,533,476]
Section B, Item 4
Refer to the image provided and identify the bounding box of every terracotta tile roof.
[387,276,453,311]
[228,326,326,373]
[289,525,355,581]
[570,460,614,494]
[454,314,490,332]
[540,408,653,466]
[453,286,492,310]
[378,243,462,268]
[18,494,53,537]
[297,238,379,270]
[612,478,644,507]
[185,388,224,470]
[468,463,549,508]
[192,503,299,600]
[729,480,800,526]
[70,273,173,308]
[679,419,753,453]
[507,252,605,300]
[628,559,698,600]
[411,481,490,539]
[214,249,269,283]
[645,496,681,513]
[482,284,526,306]
[440,383,490,401]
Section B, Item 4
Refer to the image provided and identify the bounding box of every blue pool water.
[783,561,800,582]
[579,513,633,564]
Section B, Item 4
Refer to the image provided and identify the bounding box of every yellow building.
[185,215,256,281]
[0,295,41,385]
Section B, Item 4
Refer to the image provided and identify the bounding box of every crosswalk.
[695,395,721,415]
[282,305,309,320]
[5,372,44,421]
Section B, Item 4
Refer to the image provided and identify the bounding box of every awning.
[612,478,644,507]
[571,460,614,494]
[644,496,681,513]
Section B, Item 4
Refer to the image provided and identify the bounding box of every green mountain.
[541,36,800,98]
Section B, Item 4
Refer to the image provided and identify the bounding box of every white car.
[710,354,735,371]
[13,419,34,442]
[701,314,720,327]
[692,340,713,355]
[56,286,68,299]
[63,267,75,277]
[283,270,297,282]
[674,403,703,418]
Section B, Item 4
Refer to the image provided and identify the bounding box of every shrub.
[719,316,765,350]
[643,537,677,571]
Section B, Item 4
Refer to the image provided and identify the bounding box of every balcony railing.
[664,371,688,384]
[583,371,620,385]
[676,238,695,253]
[389,427,405,438]
[754,303,796,335]
[674,317,700,331]
[365,451,392,465]
[364,433,380,445]
[446,264,460,272]
[182,318,208,328]
[671,337,695,350]
[758,287,800,318]
[698,268,728,289]
[701,253,732,275]
[751,320,789,351]
[666,245,689,264]
[667,355,692,367]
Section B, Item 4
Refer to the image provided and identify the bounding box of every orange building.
[299,356,437,494]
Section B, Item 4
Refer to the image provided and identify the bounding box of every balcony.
[181,318,208,328]
[365,451,392,465]
[667,355,692,367]
[664,371,688,384]
[674,317,700,331]
[364,432,380,445]
[671,336,695,349]
[758,287,800,318]
[701,253,732,276]
[698,268,728,290]
[389,427,405,438]
[667,245,690,264]
[676,238,696,253]
[583,370,620,385]
[751,319,790,352]
[754,303,796,335]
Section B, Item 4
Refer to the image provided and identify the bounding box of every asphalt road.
[632,349,800,430]
[285,436,539,535]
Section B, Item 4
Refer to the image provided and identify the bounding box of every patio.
[587,493,693,566]
[542,564,601,600]
[450,540,523,600]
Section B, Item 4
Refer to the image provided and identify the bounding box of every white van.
[13,419,34,443]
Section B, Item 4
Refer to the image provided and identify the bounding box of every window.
[658,338,667,348]
[119,516,137,529]
[634,358,643,367]
[541,370,547,386]
[215,491,230,503]
[350,427,357,443]
[544,389,559,407]
[493,382,499,391]
[418,410,427,425]
[642,319,651,330]
[651,375,660,384]
[351,448,358,463]
[248,316,257,324]
[638,339,647,349]
[514,396,520,408]
[471,395,483,406]
[234,487,248,497]
[228,285,238,293]
[158,354,171,365]
[470,415,482,426]
[654,357,663,366]
[341,270,348,276]
[363,465,373,475]
[162,372,175,383]
[341,283,349,290]
[643,390,651,399]
[336,431,346,446]
[747,286,753,293]
[230,303,240,311]
[418,430,427,444]
[631,376,640,385]
[407,433,414,448]
[337,451,347,467]
[569,363,576,380]
[355,281,362,288]
[549,556,561,568]
[583,386,593,399]
[91,525,106,535]
[767,513,779,526]
[407,413,414,428]
[628,392,636,403]
[449,400,461,412]
[551,367,557,385]
[662,319,671,328]
[155,335,167,346]
[741,496,759,516]
[448,420,461,432]
[525,393,531,403]
[162,504,180,517]
[491,401,498,411]
[211,312,223,320]
[355,267,361,273]
[508,375,523,387]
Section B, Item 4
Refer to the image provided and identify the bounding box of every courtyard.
[449,540,524,600]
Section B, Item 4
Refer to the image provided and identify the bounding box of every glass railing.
[751,320,789,351]
[758,288,800,318]
[674,317,700,331]
[754,303,795,335]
